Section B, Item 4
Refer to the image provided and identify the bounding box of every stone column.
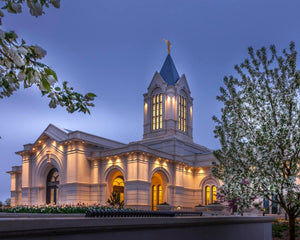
[21,155,31,205]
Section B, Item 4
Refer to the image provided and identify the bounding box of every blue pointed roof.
[160,54,179,86]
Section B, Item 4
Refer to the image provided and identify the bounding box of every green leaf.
[41,76,51,92]
[87,93,96,98]
[55,87,61,91]
[44,68,57,81]
[7,2,16,14]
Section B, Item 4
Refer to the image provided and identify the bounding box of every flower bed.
[0,203,129,214]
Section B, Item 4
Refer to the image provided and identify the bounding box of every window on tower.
[179,96,187,132]
[152,93,163,130]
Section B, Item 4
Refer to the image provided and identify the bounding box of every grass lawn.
[273,219,300,240]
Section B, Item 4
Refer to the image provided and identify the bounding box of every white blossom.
[13,55,24,67]
[27,0,43,17]
[11,3,22,13]
[5,59,11,68]
[32,71,40,83]
[17,71,26,81]
[9,46,18,55]
[38,83,46,91]
[47,75,56,86]
[32,45,46,59]
[18,47,27,55]
[7,75,14,83]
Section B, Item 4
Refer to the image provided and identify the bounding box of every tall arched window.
[152,185,157,210]
[178,96,187,132]
[152,93,162,130]
[263,198,269,214]
[46,168,59,205]
[212,186,217,203]
[112,177,124,202]
[205,186,210,205]
[158,185,163,204]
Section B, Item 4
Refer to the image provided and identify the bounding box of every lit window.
[212,186,217,203]
[158,185,163,204]
[152,185,157,210]
[179,96,187,132]
[152,94,163,130]
[152,184,163,210]
[205,186,210,205]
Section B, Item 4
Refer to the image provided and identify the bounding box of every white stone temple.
[8,51,220,210]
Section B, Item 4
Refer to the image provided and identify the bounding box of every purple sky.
[1,0,300,202]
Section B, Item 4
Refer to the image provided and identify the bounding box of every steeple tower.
[143,53,193,141]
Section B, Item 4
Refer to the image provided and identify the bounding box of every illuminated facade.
[8,54,220,210]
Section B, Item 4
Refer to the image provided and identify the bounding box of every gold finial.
[163,39,171,54]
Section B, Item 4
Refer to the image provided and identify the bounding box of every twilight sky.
[1,0,300,202]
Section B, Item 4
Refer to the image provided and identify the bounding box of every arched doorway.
[151,172,166,210]
[107,170,125,204]
[46,168,59,205]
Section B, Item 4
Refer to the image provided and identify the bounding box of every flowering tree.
[212,42,300,240]
[0,0,96,114]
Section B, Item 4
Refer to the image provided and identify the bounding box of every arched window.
[158,185,163,204]
[212,186,217,203]
[152,93,163,130]
[205,186,210,205]
[113,176,124,202]
[151,184,163,210]
[272,195,278,214]
[152,185,157,210]
[178,95,187,132]
[263,198,269,214]
[46,168,59,205]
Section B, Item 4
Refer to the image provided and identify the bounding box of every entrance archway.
[151,171,166,210]
[107,170,125,203]
[46,168,59,205]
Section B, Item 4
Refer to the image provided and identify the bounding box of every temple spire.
[160,54,179,86]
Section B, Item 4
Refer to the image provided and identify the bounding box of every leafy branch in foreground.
[0,0,96,114]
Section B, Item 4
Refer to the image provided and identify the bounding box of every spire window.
[179,96,187,132]
[152,94,163,130]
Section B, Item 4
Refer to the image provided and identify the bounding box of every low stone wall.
[0,215,274,240]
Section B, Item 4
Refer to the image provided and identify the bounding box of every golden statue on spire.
[163,39,171,54]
